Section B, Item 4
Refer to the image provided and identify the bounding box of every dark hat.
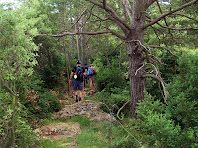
[77,60,82,64]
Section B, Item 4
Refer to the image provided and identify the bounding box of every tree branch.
[103,0,106,8]
[37,31,110,37]
[146,0,157,8]
[148,45,179,57]
[122,0,132,23]
[156,22,198,30]
[102,25,126,40]
[117,100,131,120]
[143,74,168,104]
[70,8,88,30]
[85,0,131,31]
[172,13,198,23]
[144,0,198,28]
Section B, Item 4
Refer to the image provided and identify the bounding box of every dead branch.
[87,8,108,21]
[156,22,198,30]
[122,0,132,23]
[156,1,174,38]
[172,13,198,23]
[85,0,131,31]
[102,25,126,40]
[147,0,157,8]
[135,64,145,76]
[103,0,106,8]
[37,31,111,37]
[117,100,131,120]
[70,8,88,30]
[149,45,179,57]
[143,74,168,104]
[144,0,198,29]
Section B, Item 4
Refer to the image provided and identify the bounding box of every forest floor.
[36,86,117,148]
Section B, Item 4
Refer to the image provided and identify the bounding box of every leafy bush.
[136,94,183,147]
[0,90,39,148]
[97,87,130,117]
[166,49,198,147]
[19,73,61,119]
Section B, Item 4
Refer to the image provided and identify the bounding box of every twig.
[117,100,131,120]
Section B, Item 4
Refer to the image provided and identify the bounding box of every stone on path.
[53,100,116,122]
[34,122,81,141]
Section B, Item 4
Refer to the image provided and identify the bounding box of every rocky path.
[34,88,115,147]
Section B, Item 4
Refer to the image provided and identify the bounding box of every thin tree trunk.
[71,35,75,58]
[6,81,17,147]
[81,16,85,65]
[63,39,70,92]
[75,16,80,60]
[105,35,110,66]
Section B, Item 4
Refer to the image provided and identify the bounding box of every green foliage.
[97,87,130,116]
[19,73,61,119]
[39,48,65,89]
[96,66,124,92]
[76,128,108,148]
[69,116,91,128]
[166,49,198,146]
[136,94,183,147]
[0,90,39,148]
[40,139,62,148]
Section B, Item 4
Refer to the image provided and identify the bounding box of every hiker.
[69,60,86,102]
[84,64,89,87]
[88,64,97,87]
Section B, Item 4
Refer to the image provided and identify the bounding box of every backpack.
[89,67,96,76]
[75,66,83,80]
[86,69,91,76]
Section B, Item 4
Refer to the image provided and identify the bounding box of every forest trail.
[35,87,115,148]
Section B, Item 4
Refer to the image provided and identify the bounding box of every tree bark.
[127,0,147,118]
[75,16,80,60]
[127,41,145,118]
[81,16,85,65]
[71,35,75,58]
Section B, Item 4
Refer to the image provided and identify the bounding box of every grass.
[40,139,62,148]
[39,88,140,148]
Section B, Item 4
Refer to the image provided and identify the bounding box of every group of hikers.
[69,60,97,102]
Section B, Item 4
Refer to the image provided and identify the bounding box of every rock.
[34,122,81,140]
[53,100,116,122]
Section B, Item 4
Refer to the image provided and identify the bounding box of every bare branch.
[103,25,126,40]
[85,0,131,31]
[156,22,198,30]
[122,0,132,23]
[173,13,198,23]
[144,0,198,28]
[70,8,88,30]
[143,74,168,104]
[147,0,157,8]
[87,8,129,36]
[135,64,144,76]
[149,45,179,57]
[103,0,106,8]
[117,100,131,120]
[37,31,110,37]
[87,8,108,21]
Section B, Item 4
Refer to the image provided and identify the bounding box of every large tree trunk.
[127,40,145,118]
[127,0,147,118]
